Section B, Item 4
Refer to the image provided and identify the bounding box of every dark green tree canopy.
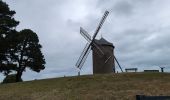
[9,29,46,82]
[0,0,19,75]
[0,0,19,36]
[0,1,46,82]
[13,29,45,72]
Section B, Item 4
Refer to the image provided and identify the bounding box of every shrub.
[2,74,23,84]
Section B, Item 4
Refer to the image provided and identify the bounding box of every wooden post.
[78,71,80,76]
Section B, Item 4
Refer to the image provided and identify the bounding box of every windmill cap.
[94,37,114,47]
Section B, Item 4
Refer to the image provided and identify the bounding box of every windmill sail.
[76,43,91,69]
[92,42,104,55]
[80,27,91,43]
[76,10,110,70]
[92,11,109,40]
[78,47,91,69]
[104,55,111,64]
[80,27,104,55]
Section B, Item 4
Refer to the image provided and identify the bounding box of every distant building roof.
[94,37,114,47]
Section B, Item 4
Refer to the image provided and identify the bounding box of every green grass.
[0,73,170,100]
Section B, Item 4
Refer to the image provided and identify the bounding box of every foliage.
[0,0,19,75]
[0,1,45,82]
[10,29,46,82]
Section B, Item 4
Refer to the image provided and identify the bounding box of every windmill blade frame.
[80,27,104,55]
[76,43,91,69]
[76,10,110,70]
[80,27,91,43]
[78,47,91,69]
[104,55,112,64]
[92,42,104,55]
[92,11,109,40]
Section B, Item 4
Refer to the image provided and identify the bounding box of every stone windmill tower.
[75,11,123,74]
[92,37,115,74]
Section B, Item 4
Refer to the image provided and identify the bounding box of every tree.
[0,0,19,75]
[10,29,45,82]
[0,1,46,82]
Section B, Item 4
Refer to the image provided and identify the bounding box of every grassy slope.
[0,73,170,100]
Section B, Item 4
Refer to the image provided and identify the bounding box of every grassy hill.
[0,73,170,100]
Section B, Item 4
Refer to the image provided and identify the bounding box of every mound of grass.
[2,74,23,84]
[0,73,170,100]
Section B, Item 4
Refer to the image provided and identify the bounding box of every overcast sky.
[1,0,170,81]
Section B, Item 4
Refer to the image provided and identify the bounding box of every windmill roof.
[94,37,114,47]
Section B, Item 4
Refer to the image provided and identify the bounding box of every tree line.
[0,0,46,83]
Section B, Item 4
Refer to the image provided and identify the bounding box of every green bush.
[2,74,23,84]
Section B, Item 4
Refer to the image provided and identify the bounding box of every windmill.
[76,11,123,74]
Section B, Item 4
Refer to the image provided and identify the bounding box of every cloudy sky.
[1,0,170,81]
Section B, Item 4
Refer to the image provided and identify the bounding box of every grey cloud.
[113,1,134,16]
[114,27,170,67]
